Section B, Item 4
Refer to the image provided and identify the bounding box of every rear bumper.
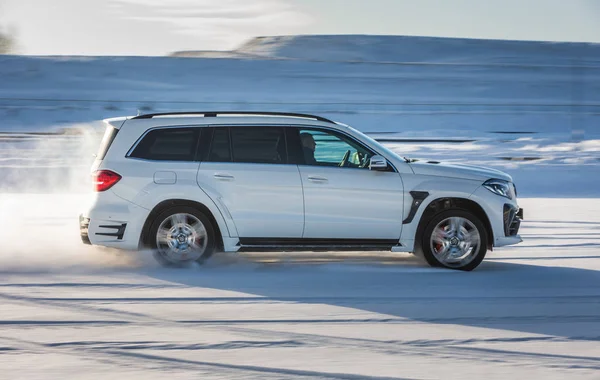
[79,191,148,250]
[79,214,91,245]
[80,214,127,244]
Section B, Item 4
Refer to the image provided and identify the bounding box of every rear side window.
[96,125,119,160]
[129,127,200,161]
[230,127,287,164]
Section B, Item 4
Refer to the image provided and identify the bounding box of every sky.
[1,0,599,56]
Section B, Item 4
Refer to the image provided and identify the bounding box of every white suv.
[80,112,523,271]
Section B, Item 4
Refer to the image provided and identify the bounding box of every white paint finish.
[398,174,489,251]
[299,165,404,239]
[198,162,304,238]
[409,160,513,182]
[153,171,177,184]
[103,116,129,130]
[107,159,201,210]
[85,158,233,246]
[84,114,522,258]
[470,184,522,247]
[83,190,149,250]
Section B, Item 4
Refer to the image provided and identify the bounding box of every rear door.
[197,126,304,238]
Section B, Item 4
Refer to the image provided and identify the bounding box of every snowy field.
[1,36,599,197]
[1,35,599,378]
[0,195,599,379]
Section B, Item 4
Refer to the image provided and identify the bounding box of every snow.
[0,35,599,378]
[1,35,598,196]
[0,194,599,379]
[234,35,600,64]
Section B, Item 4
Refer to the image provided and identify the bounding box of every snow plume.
[0,124,100,194]
[0,124,152,271]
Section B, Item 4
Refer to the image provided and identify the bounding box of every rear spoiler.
[102,116,131,130]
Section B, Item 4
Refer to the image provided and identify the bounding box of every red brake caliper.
[434,228,443,252]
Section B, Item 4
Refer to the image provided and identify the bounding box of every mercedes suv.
[80,112,523,271]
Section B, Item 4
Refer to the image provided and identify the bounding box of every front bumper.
[469,186,523,248]
[495,206,523,247]
[504,205,523,237]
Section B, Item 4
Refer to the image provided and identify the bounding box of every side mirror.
[369,155,388,171]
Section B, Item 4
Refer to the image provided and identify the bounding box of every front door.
[296,127,404,240]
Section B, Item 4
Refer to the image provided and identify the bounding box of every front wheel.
[416,210,488,271]
[147,206,217,267]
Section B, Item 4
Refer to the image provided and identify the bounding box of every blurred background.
[0,0,599,196]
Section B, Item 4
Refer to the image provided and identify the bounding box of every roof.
[105,112,340,130]
[132,111,335,123]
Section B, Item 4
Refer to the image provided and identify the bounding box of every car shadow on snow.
[143,252,600,340]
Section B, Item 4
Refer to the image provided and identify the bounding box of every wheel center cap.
[177,235,186,243]
[450,237,460,246]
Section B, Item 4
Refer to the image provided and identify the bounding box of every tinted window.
[299,128,374,169]
[207,128,231,162]
[130,128,199,161]
[230,127,286,164]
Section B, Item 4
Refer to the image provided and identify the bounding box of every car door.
[115,126,204,209]
[295,127,404,240]
[196,126,304,238]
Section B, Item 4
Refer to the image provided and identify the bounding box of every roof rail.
[132,111,335,123]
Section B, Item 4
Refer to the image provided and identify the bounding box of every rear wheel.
[148,206,216,267]
[417,209,488,271]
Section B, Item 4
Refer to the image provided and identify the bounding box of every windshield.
[345,124,406,162]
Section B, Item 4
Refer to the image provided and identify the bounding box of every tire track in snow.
[222,326,600,370]
[0,335,417,380]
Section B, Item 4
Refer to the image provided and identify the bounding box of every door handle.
[307,176,328,183]
[214,173,234,181]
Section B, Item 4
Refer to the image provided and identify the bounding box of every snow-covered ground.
[0,35,599,378]
[0,194,599,379]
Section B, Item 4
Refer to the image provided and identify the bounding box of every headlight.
[483,179,515,199]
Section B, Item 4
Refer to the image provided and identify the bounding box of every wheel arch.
[139,199,224,251]
[415,197,494,251]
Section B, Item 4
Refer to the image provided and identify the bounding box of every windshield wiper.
[403,156,418,163]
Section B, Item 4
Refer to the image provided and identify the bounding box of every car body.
[80,112,523,271]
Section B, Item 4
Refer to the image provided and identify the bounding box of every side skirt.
[237,238,401,252]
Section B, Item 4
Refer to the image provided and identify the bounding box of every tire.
[147,206,217,267]
[416,209,488,271]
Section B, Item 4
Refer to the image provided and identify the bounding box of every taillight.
[93,170,122,192]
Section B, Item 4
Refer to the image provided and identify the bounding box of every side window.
[230,127,287,164]
[129,127,200,161]
[299,129,374,169]
[207,128,231,162]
